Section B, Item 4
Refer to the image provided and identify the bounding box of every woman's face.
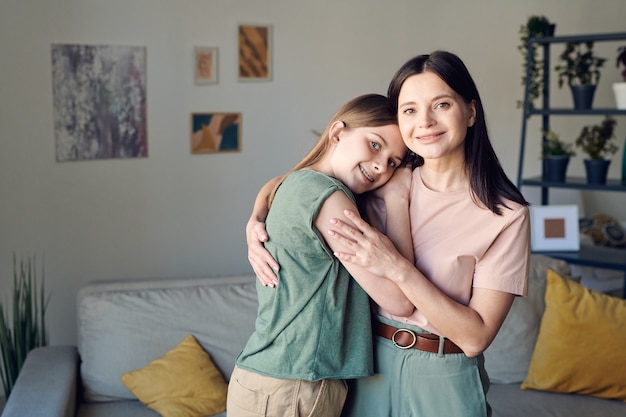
[397,72,475,162]
[328,123,406,195]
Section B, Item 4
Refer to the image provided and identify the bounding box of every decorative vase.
[583,159,611,185]
[542,156,570,182]
[570,85,596,110]
[614,82,626,110]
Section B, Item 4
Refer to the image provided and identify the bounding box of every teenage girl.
[227,94,413,417]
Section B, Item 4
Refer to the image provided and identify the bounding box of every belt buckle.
[391,328,417,349]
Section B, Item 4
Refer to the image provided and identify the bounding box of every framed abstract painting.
[191,112,241,154]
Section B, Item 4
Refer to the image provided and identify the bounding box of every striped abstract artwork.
[238,25,271,81]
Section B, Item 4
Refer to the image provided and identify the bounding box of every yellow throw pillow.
[521,269,626,401]
[121,334,227,417]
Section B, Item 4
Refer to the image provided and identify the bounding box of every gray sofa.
[3,256,625,417]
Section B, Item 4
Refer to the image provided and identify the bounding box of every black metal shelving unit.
[516,31,626,298]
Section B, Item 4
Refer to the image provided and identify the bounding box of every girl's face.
[397,72,475,162]
[327,123,405,195]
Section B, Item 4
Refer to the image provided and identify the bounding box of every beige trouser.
[227,365,348,417]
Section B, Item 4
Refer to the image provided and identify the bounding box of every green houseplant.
[517,15,555,113]
[0,254,49,399]
[575,116,618,184]
[555,41,607,109]
[541,128,575,182]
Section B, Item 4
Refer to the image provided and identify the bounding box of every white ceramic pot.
[613,82,626,109]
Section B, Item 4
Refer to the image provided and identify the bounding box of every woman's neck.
[419,160,468,192]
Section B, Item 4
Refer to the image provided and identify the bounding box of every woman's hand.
[246,217,280,287]
[328,209,412,281]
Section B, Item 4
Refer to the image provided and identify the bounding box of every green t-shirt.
[236,170,374,380]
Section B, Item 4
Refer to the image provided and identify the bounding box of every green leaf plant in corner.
[0,253,50,399]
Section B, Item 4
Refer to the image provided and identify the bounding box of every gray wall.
[1,0,625,345]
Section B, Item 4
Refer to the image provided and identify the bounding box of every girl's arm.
[315,191,414,317]
[371,166,414,264]
[247,168,414,289]
[328,210,521,357]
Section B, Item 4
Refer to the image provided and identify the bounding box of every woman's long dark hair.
[388,51,528,214]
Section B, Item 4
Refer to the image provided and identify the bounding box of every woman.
[248,51,530,416]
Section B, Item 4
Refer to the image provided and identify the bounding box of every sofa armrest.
[2,346,79,417]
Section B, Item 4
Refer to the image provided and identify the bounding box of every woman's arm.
[246,177,281,287]
[328,210,517,357]
[248,168,414,289]
[315,192,414,317]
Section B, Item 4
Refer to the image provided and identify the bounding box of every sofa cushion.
[121,334,227,417]
[77,275,257,402]
[521,269,626,401]
[483,254,571,384]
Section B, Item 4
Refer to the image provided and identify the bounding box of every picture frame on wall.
[238,24,272,81]
[191,112,241,154]
[51,44,148,161]
[194,46,218,85]
[530,205,580,252]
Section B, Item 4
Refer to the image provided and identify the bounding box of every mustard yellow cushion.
[521,269,626,401]
[121,334,227,417]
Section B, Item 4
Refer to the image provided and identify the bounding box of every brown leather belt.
[375,321,463,355]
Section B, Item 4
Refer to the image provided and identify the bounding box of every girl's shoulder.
[285,170,345,189]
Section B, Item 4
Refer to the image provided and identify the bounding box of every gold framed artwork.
[194,47,218,85]
[191,112,241,154]
[530,205,580,252]
[238,24,272,81]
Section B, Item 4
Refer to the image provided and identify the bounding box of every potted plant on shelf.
[540,128,575,182]
[575,116,618,184]
[555,41,607,110]
[517,15,556,113]
[613,45,626,109]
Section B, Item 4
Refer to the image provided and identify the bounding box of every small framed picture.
[194,47,218,85]
[191,112,241,154]
[238,24,272,81]
[530,205,580,252]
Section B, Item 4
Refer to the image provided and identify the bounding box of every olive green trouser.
[341,316,490,417]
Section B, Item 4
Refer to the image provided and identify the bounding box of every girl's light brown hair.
[268,93,398,207]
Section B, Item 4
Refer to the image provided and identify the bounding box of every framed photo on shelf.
[530,205,580,252]
[238,24,272,81]
[190,112,241,154]
[194,47,218,85]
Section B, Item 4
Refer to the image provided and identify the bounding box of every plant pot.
[570,85,596,110]
[613,82,626,110]
[543,24,556,37]
[583,158,611,185]
[542,156,570,182]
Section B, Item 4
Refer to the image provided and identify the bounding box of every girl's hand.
[328,209,411,280]
[246,217,280,287]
